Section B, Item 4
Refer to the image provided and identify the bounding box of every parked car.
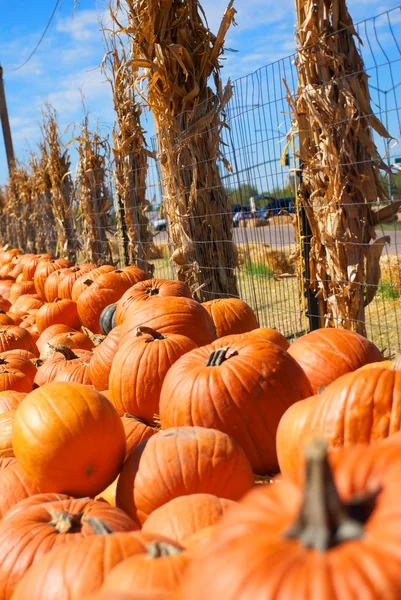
[152,218,167,232]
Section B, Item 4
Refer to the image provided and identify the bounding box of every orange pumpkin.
[9,281,36,303]
[121,414,158,462]
[36,324,77,353]
[116,426,254,526]
[0,390,27,414]
[0,326,38,356]
[119,297,217,348]
[215,327,290,351]
[89,326,121,391]
[57,264,96,300]
[0,460,40,519]
[0,350,37,385]
[39,329,93,360]
[36,298,81,334]
[0,497,137,599]
[21,254,52,282]
[9,294,43,314]
[287,328,384,393]
[34,347,93,386]
[142,494,236,543]
[0,410,14,457]
[109,327,197,421]
[202,298,258,338]
[0,367,32,393]
[71,265,115,302]
[33,258,72,300]
[12,383,126,496]
[115,278,192,325]
[159,339,312,473]
[11,532,180,600]
[44,268,70,302]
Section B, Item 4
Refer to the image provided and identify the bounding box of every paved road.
[153,224,401,255]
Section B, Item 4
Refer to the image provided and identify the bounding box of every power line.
[6,0,61,72]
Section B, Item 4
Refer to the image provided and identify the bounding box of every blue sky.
[0,0,400,184]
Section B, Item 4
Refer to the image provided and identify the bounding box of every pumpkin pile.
[1,247,401,599]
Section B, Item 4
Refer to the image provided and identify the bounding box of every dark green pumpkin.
[99,303,117,335]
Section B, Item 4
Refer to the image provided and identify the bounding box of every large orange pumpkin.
[119,297,217,348]
[77,268,149,334]
[36,298,81,334]
[287,328,384,393]
[109,327,197,421]
[21,254,52,282]
[0,497,137,599]
[11,532,181,600]
[276,363,401,475]
[201,298,258,338]
[0,366,32,393]
[159,339,312,473]
[141,494,236,543]
[39,329,93,360]
[0,350,37,384]
[12,383,126,496]
[44,268,70,302]
[9,281,36,303]
[177,440,401,600]
[36,324,77,353]
[0,326,38,356]
[214,327,290,351]
[9,294,43,314]
[116,426,254,526]
[34,347,93,386]
[115,278,192,325]
[121,414,159,462]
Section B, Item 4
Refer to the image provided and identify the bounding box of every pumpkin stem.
[83,279,93,287]
[135,326,165,341]
[124,413,159,430]
[146,288,159,296]
[54,298,63,303]
[50,510,84,534]
[84,516,115,535]
[284,439,376,551]
[34,358,44,368]
[0,358,7,366]
[391,355,401,370]
[205,346,238,367]
[48,344,79,361]
[146,541,182,559]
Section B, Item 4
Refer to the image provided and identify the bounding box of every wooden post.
[0,66,15,174]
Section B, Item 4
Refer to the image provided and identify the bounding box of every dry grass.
[237,243,296,276]
[380,254,401,288]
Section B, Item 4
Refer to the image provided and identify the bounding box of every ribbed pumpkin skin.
[159,339,313,473]
[4,493,72,519]
[0,350,37,384]
[89,326,121,391]
[121,415,158,462]
[52,353,93,385]
[109,331,198,421]
[0,461,40,519]
[36,324,76,353]
[34,349,93,386]
[39,331,93,360]
[0,411,14,457]
[177,443,401,600]
[71,265,115,303]
[0,390,27,414]
[287,328,384,393]
[11,532,180,600]
[34,259,72,300]
[77,268,149,334]
[0,498,137,600]
[9,294,43,314]
[36,299,81,334]
[276,367,401,475]
[12,383,126,497]
[0,367,32,393]
[57,265,95,300]
[9,281,36,303]
[115,278,193,325]
[202,298,258,338]
[116,426,254,526]
[0,326,38,356]
[44,269,70,302]
[119,297,217,348]
[214,327,290,351]
[101,550,190,595]
[142,494,236,543]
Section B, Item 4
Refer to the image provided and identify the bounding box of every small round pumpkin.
[0,350,37,384]
[0,366,32,393]
[12,383,126,496]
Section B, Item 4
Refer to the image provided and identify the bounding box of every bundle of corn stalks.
[103,31,155,275]
[28,151,57,255]
[289,0,395,334]
[112,0,239,300]
[75,117,114,266]
[41,105,78,262]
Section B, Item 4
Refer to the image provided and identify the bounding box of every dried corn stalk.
[290,0,393,334]
[75,118,114,265]
[103,32,155,274]
[112,0,239,299]
[29,150,57,255]
[42,105,78,262]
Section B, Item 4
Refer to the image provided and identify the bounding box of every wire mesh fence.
[2,5,401,357]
